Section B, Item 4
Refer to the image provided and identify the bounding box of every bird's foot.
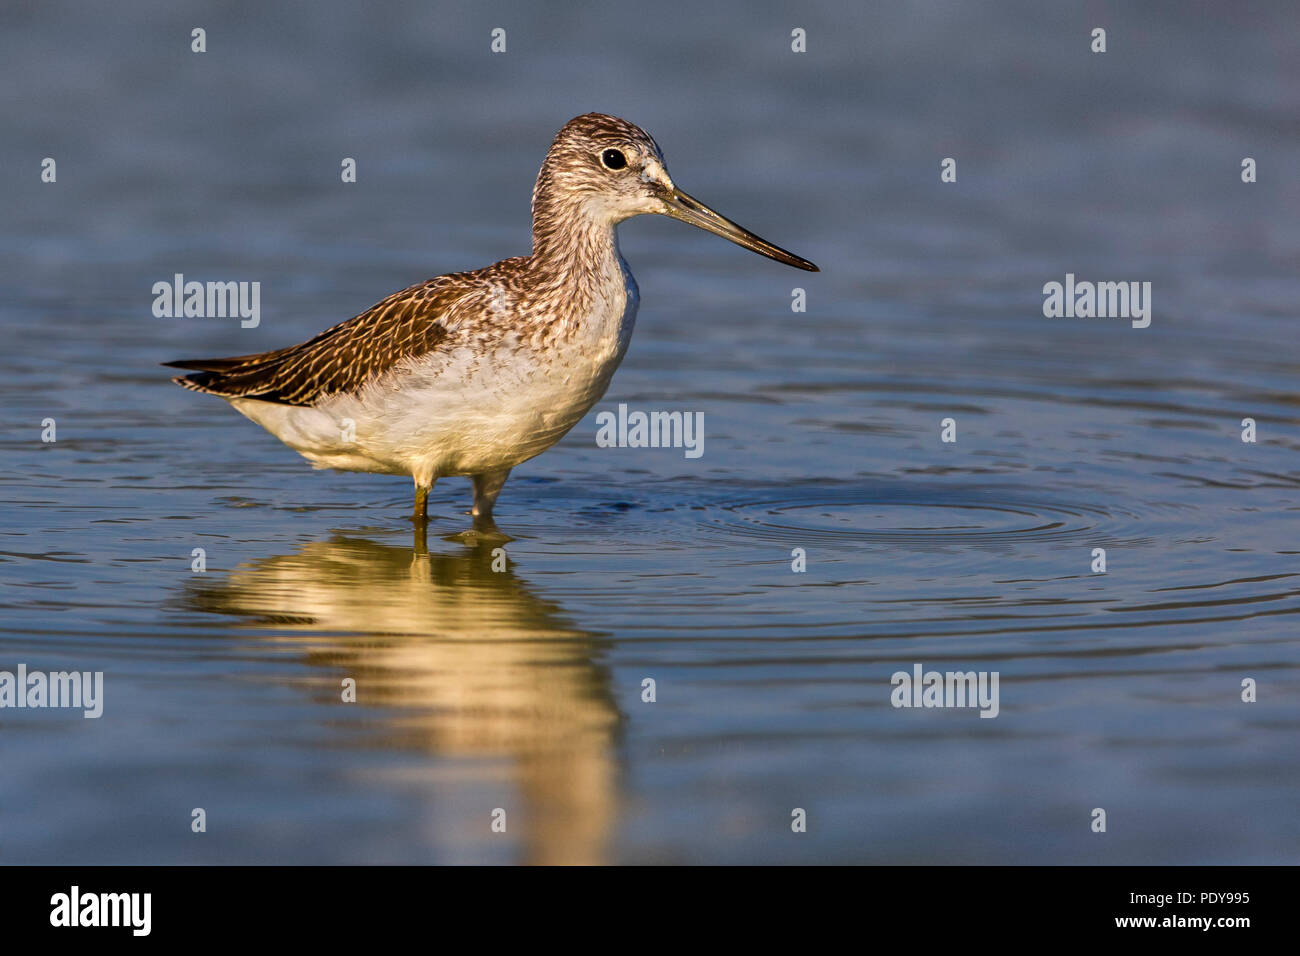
[443,513,513,546]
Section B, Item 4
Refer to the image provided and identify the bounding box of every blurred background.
[0,0,1296,863]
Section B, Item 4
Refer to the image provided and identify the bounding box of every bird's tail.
[163,357,255,397]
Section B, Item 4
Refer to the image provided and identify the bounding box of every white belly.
[232,273,639,483]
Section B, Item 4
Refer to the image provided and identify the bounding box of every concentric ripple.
[693,482,1134,549]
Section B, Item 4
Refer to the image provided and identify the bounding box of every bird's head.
[533,113,818,272]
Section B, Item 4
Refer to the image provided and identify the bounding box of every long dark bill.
[660,188,819,272]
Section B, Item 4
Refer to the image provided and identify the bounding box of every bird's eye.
[600,148,627,170]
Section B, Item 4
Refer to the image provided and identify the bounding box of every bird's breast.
[581,256,639,368]
[539,262,638,411]
[327,264,638,475]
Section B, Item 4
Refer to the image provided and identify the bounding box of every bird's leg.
[471,468,511,519]
[412,479,434,526]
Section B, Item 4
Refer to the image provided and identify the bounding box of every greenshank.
[167,113,817,523]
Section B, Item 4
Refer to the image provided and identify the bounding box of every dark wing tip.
[169,372,213,393]
[164,276,460,405]
[163,358,241,371]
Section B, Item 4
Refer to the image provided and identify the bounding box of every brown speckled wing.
[165,277,464,406]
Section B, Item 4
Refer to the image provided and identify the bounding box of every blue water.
[1,0,1297,863]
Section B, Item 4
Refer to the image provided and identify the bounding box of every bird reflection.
[185,528,621,865]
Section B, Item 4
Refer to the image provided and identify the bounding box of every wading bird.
[167,113,817,524]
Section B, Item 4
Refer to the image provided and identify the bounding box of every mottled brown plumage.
[167,113,816,522]
[167,116,677,408]
[167,277,462,405]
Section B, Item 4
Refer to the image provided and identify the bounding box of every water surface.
[1,0,1297,864]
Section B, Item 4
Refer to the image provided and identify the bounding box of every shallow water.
[1,1,1298,863]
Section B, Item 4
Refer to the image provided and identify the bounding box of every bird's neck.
[530,190,619,261]
[527,187,627,308]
